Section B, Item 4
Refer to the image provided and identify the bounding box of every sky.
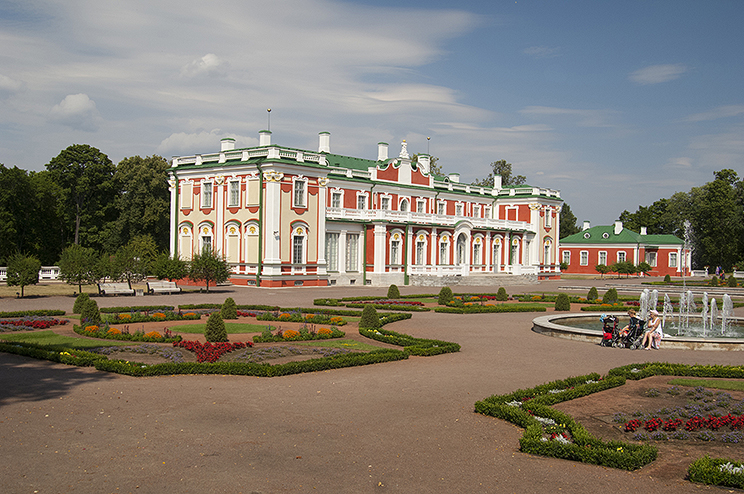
[1,0,743,226]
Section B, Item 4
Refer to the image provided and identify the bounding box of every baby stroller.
[618,316,646,349]
[599,314,618,347]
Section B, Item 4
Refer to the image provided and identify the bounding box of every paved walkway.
[1,280,743,493]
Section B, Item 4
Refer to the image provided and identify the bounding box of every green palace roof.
[561,225,683,246]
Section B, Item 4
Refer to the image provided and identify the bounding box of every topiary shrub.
[73,292,91,314]
[205,312,228,342]
[80,299,101,326]
[496,287,508,301]
[359,304,380,329]
[602,288,618,305]
[710,276,719,287]
[727,276,738,288]
[587,287,598,302]
[221,297,238,319]
[438,286,454,305]
[664,274,671,283]
[554,293,571,311]
[387,284,400,299]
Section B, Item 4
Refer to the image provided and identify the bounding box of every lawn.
[0,331,132,350]
[292,338,381,352]
[170,322,268,334]
[668,378,744,392]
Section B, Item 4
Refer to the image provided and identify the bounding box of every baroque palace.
[168,130,563,287]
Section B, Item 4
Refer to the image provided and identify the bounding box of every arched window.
[456,234,467,265]
[291,224,308,264]
[400,198,409,212]
[439,235,450,265]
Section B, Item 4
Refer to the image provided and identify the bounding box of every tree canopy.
[559,203,580,239]
[472,160,527,188]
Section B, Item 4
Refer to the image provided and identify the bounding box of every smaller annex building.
[560,221,691,277]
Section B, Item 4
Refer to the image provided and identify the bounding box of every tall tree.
[692,169,742,269]
[46,145,118,250]
[109,155,171,252]
[559,203,580,239]
[0,165,36,263]
[189,249,232,292]
[58,244,100,293]
[472,160,527,188]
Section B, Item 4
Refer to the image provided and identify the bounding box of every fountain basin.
[533,313,744,351]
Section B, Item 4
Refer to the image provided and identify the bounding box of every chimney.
[640,226,647,235]
[582,221,591,231]
[318,132,330,153]
[377,142,388,161]
[417,154,430,174]
[259,130,272,146]
[448,173,460,183]
[220,137,235,152]
[614,221,623,235]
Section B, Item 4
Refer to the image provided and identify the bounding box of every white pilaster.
[374,224,387,273]
[317,177,328,275]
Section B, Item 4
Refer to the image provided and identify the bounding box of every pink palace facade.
[168,130,563,287]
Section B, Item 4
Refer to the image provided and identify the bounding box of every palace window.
[580,251,589,266]
[599,251,607,266]
[400,199,409,212]
[669,252,678,268]
[201,182,213,209]
[292,236,304,264]
[390,240,400,265]
[381,197,390,210]
[562,250,570,265]
[228,180,240,207]
[346,234,359,271]
[326,233,339,271]
[618,251,626,263]
[438,202,446,215]
[293,178,307,208]
[439,239,449,264]
[357,194,367,210]
[416,199,426,213]
[331,192,342,208]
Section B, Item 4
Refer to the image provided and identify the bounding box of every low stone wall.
[410,273,537,287]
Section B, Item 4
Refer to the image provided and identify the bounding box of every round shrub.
[205,312,228,342]
[587,287,598,302]
[727,276,738,288]
[438,286,454,305]
[602,288,618,305]
[663,274,671,283]
[80,299,101,326]
[709,276,719,287]
[387,284,401,299]
[554,293,571,311]
[359,304,380,329]
[73,292,90,314]
[496,287,508,301]
[221,297,238,319]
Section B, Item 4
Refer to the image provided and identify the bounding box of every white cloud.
[180,53,229,78]
[522,46,560,58]
[663,157,693,170]
[0,74,24,96]
[629,64,688,85]
[49,93,102,132]
[156,130,257,156]
[685,105,744,122]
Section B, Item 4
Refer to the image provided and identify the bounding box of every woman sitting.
[641,310,663,349]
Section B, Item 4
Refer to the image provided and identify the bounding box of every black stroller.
[616,316,646,349]
[599,315,618,347]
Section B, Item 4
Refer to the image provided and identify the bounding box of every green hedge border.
[0,310,66,317]
[475,362,744,472]
[0,311,458,376]
[435,304,546,314]
[688,456,744,489]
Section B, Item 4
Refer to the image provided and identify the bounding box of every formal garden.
[1,284,744,489]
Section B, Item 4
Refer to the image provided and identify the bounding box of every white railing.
[0,266,60,281]
[326,207,532,231]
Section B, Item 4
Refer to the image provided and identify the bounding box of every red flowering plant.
[173,340,252,363]
[0,317,68,331]
[624,419,642,432]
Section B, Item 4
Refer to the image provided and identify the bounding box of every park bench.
[147,281,181,295]
[97,283,135,296]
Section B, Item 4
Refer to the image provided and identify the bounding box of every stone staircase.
[409,273,538,287]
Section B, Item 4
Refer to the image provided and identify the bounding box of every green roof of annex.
[561,223,683,246]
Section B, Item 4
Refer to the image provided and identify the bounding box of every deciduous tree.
[189,249,231,292]
[6,253,41,298]
[58,244,99,293]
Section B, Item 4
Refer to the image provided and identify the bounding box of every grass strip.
[667,378,744,392]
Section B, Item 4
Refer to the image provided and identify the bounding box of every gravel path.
[1,279,743,493]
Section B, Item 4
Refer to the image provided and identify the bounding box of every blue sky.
[1,0,742,226]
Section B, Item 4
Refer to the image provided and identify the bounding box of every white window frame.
[201,181,213,209]
[455,203,464,217]
[228,179,240,207]
[545,209,552,229]
[473,239,482,265]
[399,198,409,212]
[599,251,607,266]
[416,199,426,213]
[437,201,446,215]
[381,195,391,210]
[562,250,570,265]
[346,234,359,272]
[389,231,403,266]
[646,251,657,267]
[292,176,307,208]
[331,190,342,209]
[617,251,626,263]
[326,233,339,271]
[669,252,678,268]
[484,206,492,219]
[473,204,481,218]
[357,192,367,210]
[580,250,589,266]
[439,236,450,265]
[291,224,308,265]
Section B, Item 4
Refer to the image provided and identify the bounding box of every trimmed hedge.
[0,310,66,318]
[435,304,546,314]
[253,327,345,343]
[99,305,175,313]
[73,325,182,343]
[344,303,430,312]
[359,326,460,356]
[476,362,744,472]
[688,456,744,489]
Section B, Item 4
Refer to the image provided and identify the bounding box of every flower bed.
[435,304,546,314]
[0,310,66,318]
[252,325,345,343]
[173,340,252,363]
[255,311,347,326]
[0,317,68,331]
[73,324,182,343]
[102,311,201,324]
[688,456,744,489]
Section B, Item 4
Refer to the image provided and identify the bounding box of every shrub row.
[688,456,744,489]
[0,310,66,318]
[99,305,175,313]
[359,326,460,356]
[434,304,547,314]
[253,327,345,343]
[474,373,657,471]
[344,303,430,312]
[608,362,744,381]
[73,324,182,343]
[102,311,201,324]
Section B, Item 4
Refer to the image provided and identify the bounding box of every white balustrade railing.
[326,207,532,231]
[0,266,60,281]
